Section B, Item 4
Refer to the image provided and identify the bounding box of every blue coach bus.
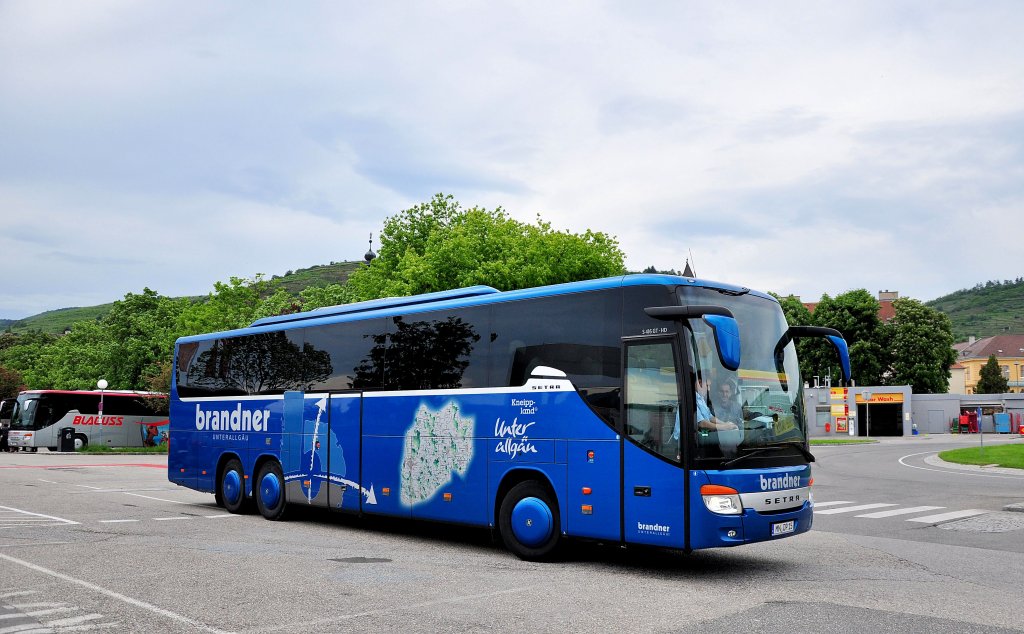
[169,274,849,559]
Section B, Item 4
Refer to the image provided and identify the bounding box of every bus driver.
[670,373,739,458]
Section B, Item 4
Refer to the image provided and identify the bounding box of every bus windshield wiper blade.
[721,443,815,469]
[714,287,750,296]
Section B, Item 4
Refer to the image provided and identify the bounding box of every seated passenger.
[712,378,743,424]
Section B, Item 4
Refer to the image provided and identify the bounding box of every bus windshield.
[9,396,42,430]
[679,288,807,466]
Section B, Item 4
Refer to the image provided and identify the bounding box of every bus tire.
[219,458,247,514]
[498,481,561,561]
[255,461,289,521]
[74,434,87,451]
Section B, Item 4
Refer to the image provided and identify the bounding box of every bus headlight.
[700,484,742,515]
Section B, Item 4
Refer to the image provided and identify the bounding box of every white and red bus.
[7,389,168,451]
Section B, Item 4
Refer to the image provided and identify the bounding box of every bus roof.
[18,390,166,398]
[176,274,776,344]
[249,285,501,328]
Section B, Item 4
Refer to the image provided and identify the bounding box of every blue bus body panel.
[690,465,812,550]
[565,438,620,541]
[622,442,686,548]
[328,395,360,512]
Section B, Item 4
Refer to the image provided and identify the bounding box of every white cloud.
[1,1,1023,319]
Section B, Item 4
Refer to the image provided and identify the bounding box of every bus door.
[327,392,365,513]
[621,337,687,549]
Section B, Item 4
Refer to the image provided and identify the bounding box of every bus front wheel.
[74,435,87,451]
[498,481,561,561]
[255,461,289,521]
[220,458,247,514]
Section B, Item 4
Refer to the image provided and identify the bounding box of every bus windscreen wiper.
[714,287,750,296]
[721,442,815,469]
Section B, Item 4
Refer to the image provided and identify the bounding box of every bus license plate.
[771,520,795,536]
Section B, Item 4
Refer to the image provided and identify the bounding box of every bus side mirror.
[782,326,852,384]
[703,314,741,372]
[826,335,851,384]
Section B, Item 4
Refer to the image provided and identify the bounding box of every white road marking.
[0,507,78,527]
[907,509,990,523]
[0,593,36,600]
[814,503,896,515]
[899,450,1024,480]
[50,624,120,632]
[37,480,57,484]
[44,613,103,627]
[0,552,235,634]
[73,485,102,490]
[256,586,532,632]
[97,520,139,524]
[203,514,238,519]
[152,517,190,522]
[16,607,76,618]
[856,505,945,518]
[0,623,47,633]
[812,500,854,508]
[122,493,212,509]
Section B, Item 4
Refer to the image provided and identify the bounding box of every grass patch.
[939,444,1024,469]
[80,444,168,454]
[810,438,878,445]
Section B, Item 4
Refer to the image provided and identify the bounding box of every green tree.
[102,288,191,389]
[976,354,1009,394]
[0,331,59,389]
[0,365,25,399]
[30,321,114,389]
[347,194,626,300]
[298,283,358,311]
[800,290,890,386]
[176,275,296,336]
[887,298,957,393]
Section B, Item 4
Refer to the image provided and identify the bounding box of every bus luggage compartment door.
[328,392,363,512]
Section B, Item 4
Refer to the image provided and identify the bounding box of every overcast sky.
[2,2,1022,319]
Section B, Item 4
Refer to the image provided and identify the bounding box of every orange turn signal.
[700,484,738,496]
[581,487,592,495]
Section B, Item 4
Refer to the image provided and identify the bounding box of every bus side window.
[624,341,680,462]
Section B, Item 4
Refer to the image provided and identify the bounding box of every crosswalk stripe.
[814,503,896,515]
[906,509,989,523]
[855,505,945,518]
[812,501,854,508]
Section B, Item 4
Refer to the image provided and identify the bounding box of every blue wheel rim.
[222,469,242,505]
[510,496,553,547]
[260,471,282,509]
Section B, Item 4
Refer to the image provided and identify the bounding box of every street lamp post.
[97,379,108,423]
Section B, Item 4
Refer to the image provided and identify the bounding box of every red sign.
[72,415,124,426]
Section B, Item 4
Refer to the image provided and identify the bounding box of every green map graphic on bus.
[400,401,475,506]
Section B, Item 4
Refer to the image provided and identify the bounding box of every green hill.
[926,278,1024,341]
[4,261,363,335]
[269,261,362,295]
[4,304,115,335]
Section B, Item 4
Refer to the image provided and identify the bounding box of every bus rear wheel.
[219,458,247,514]
[255,461,289,521]
[498,481,561,561]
